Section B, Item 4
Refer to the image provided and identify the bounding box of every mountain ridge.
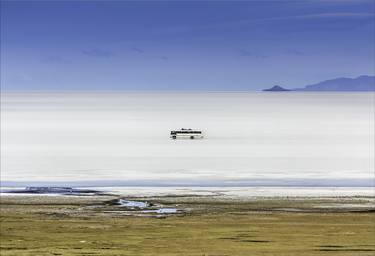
[263,75,375,91]
[262,85,291,92]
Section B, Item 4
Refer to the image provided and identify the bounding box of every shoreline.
[1,191,374,214]
[2,186,374,198]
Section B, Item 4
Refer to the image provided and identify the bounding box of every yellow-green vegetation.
[1,195,375,256]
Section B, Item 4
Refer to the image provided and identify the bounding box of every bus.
[170,128,204,139]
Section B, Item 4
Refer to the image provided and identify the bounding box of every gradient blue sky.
[1,0,374,90]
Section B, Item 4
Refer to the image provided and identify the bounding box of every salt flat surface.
[94,186,375,197]
[1,92,374,187]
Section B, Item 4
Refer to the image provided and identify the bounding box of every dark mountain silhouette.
[262,85,291,91]
[294,75,375,91]
[262,75,375,92]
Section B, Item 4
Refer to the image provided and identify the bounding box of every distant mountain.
[262,85,291,92]
[294,75,375,91]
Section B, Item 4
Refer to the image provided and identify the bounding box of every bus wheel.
[190,136,194,139]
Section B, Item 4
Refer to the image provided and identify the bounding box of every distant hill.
[262,85,291,92]
[294,75,375,91]
[262,75,375,92]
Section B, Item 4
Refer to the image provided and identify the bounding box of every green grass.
[1,196,374,256]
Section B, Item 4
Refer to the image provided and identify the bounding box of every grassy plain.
[1,195,374,256]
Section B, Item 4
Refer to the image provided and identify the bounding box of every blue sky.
[1,0,374,91]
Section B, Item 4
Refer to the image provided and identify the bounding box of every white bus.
[170,128,204,139]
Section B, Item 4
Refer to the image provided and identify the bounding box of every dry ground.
[1,195,374,256]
